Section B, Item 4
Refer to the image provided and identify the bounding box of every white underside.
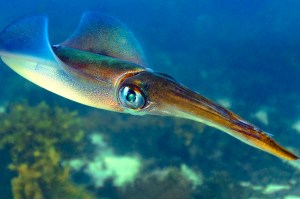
[1,56,115,110]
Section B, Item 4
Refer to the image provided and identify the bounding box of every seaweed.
[195,171,257,199]
[0,102,95,199]
[118,168,193,199]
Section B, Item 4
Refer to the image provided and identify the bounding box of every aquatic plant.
[195,171,256,199]
[118,167,194,199]
[0,102,95,199]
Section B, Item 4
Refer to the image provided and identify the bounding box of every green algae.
[118,167,194,199]
[0,102,95,199]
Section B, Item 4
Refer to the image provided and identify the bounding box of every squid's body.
[0,12,298,160]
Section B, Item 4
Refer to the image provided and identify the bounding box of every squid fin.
[60,11,148,67]
[0,14,59,67]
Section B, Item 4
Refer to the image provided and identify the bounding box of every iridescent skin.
[0,12,298,161]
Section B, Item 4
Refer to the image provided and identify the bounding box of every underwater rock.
[262,184,290,194]
[180,164,203,188]
[254,109,269,126]
[292,119,300,133]
[67,133,142,188]
[216,98,232,108]
[285,195,300,199]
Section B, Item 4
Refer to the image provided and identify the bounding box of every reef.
[118,167,194,199]
[0,102,95,199]
[0,101,299,199]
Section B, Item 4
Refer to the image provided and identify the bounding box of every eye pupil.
[126,92,136,102]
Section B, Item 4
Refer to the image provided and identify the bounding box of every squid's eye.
[119,86,146,109]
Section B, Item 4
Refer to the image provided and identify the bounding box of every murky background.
[0,0,299,198]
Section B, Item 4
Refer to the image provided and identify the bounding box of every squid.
[0,12,297,160]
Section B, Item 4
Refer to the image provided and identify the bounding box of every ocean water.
[0,0,299,198]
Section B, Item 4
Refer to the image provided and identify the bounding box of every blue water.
[0,0,300,198]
